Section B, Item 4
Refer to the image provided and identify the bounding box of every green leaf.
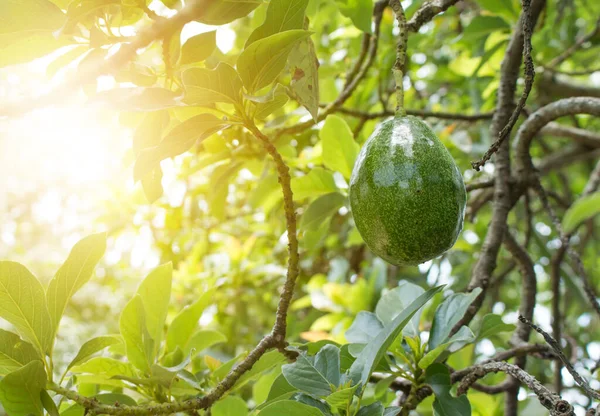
[335,0,373,33]
[180,31,216,65]
[282,353,332,396]
[115,62,158,87]
[325,384,358,408]
[166,288,216,351]
[46,233,106,340]
[0,329,40,376]
[182,63,244,106]
[266,373,297,402]
[383,407,402,416]
[0,0,65,34]
[119,295,154,373]
[65,335,122,372]
[289,35,320,122]
[246,0,309,46]
[0,361,46,416]
[196,0,261,25]
[41,390,59,416]
[563,193,600,234]
[258,400,325,416]
[133,114,230,181]
[255,84,290,120]
[356,402,384,416]
[212,396,248,416]
[418,326,475,369]
[314,344,341,387]
[234,350,287,391]
[238,30,311,93]
[136,263,172,357]
[300,192,346,231]
[183,329,227,356]
[0,262,53,355]
[375,281,425,337]
[476,314,516,341]
[292,393,333,415]
[429,288,482,350]
[477,0,517,21]
[134,111,170,155]
[320,115,360,179]
[291,167,338,200]
[426,363,471,416]
[95,393,136,406]
[347,285,444,388]
[345,311,383,344]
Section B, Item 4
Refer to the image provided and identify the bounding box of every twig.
[457,361,574,416]
[406,0,461,32]
[331,106,494,121]
[520,316,600,401]
[545,16,600,69]
[471,0,536,171]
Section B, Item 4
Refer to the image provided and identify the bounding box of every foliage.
[1,0,600,415]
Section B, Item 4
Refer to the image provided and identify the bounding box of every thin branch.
[545,16,600,69]
[472,0,536,171]
[457,361,574,416]
[406,0,461,32]
[541,122,600,148]
[520,316,600,401]
[331,106,494,121]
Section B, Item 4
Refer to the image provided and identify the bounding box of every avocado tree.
[0,0,599,415]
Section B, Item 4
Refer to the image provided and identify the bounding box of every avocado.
[349,116,466,266]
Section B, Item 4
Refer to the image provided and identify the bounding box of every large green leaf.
[0,361,47,416]
[246,0,309,46]
[253,84,290,120]
[133,114,230,181]
[320,115,360,179]
[288,35,320,121]
[375,281,425,337]
[282,353,333,397]
[182,63,243,106]
[166,288,216,351]
[300,192,346,232]
[563,193,600,234]
[70,356,136,378]
[314,344,341,387]
[0,329,40,376]
[180,31,216,65]
[347,285,443,388]
[356,402,384,416]
[237,30,311,93]
[426,364,471,416]
[325,385,358,409]
[418,326,475,369]
[291,168,338,200]
[0,262,53,355]
[475,314,516,341]
[196,0,261,25]
[136,263,172,357]
[65,335,122,372]
[46,233,106,339]
[258,400,325,416]
[335,0,372,33]
[0,0,65,34]
[119,295,154,373]
[183,329,227,356]
[429,288,482,350]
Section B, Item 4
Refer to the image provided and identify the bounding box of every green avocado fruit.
[349,116,466,266]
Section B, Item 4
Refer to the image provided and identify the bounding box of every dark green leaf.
[314,344,341,387]
[180,31,216,65]
[345,311,384,344]
[356,402,384,416]
[429,288,482,350]
[292,393,333,416]
[238,30,311,93]
[282,353,332,396]
[266,373,297,402]
[335,0,372,33]
[426,364,471,416]
[418,326,475,369]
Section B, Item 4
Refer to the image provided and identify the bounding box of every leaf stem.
[390,0,408,117]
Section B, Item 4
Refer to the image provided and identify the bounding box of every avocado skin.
[349,116,466,266]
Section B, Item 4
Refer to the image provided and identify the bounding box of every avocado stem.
[390,0,408,117]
